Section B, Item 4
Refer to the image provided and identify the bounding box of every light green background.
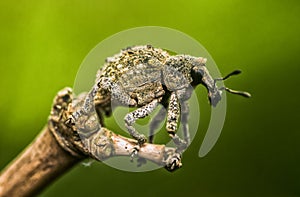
[0,0,299,196]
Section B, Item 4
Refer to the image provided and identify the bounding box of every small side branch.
[81,126,181,167]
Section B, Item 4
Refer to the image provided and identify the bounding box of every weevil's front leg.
[125,99,159,145]
[149,106,167,143]
[166,92,187,153]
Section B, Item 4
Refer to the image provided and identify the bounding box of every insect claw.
[130,146,140,162]
[164,153,182,172]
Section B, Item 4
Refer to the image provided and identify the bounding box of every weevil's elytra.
[69,45,251,165]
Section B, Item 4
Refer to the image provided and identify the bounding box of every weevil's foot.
[130,146,139,162]
[136,134,147,146]
[129,135,146,164]
[130,145,147,167]
[137,157,147,167]
[164,153,182,172]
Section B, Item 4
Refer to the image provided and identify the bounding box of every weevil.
[67,45,250,169]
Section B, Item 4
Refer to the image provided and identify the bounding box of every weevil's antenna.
[219,87,251,98]
[214,69,251,98]
[214,70,242,87]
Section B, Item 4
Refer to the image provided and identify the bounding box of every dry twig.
[0,87,181,197]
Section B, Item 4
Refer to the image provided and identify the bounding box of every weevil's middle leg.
[166,92,188,153]
[124,99,159,146]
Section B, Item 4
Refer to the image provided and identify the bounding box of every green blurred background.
[0,0,299,196]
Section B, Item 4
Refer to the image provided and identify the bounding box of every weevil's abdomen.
[94,45,170,107]
[96,45,169,82]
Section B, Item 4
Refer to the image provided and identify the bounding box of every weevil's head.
[190,57,251,107]
[190,57,222,107]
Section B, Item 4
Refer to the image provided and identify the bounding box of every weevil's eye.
[191,66,206,85]
[192,66,204,77]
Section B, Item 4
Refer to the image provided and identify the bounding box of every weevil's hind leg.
[149,106,167,143]
[166,92,187,153]
[181,100,190,146]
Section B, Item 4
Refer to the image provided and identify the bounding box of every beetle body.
[94,45,218,112]
[69,45,249,170]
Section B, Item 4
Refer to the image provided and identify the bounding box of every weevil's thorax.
[164,55,205,91]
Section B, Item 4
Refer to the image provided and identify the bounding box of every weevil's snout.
[191,58,223,107]
[191,59,251,106]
